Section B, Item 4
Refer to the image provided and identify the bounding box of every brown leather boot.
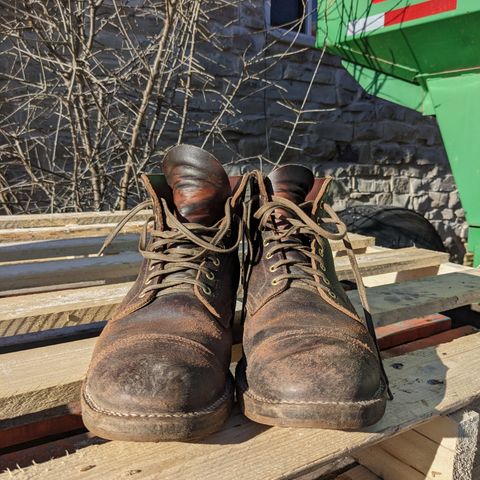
[81,145,249,442]
[236,165,390,429]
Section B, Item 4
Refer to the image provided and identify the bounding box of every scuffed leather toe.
[84,335,226,416]
[246,332,382,404]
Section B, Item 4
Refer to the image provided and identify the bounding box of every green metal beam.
[316,0,480,263]
[342,60,435,115]
[426,74,480,263]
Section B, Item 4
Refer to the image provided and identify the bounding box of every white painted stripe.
[347,13,385,36]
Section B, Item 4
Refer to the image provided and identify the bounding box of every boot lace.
[255,197,346,293]
[255,195,393,400]
[98,198,243,298]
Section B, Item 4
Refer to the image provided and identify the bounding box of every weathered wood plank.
[0,252,140,292]
[0,222,145,243]
[0,337,94,421]
[0,432,101,473]
[0,260,473,337]
[0,233,374,262]
[355,409,480,480]
[0,211,151,229]
[0,283,128,336]
[330,233,375,253]
[336,247,448,281]
[0,246,447,294]
[0,281,107,299]
[354,445,426,480]
[0,234,139,263]
[415,410,479,479]
[3,332,480,479]
[349,266,480,327]
[362,256,470,289]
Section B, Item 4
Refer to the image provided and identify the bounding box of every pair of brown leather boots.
[81,145,389,442]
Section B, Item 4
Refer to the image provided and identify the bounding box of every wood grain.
[0,281,127,336]
[0,233,374,262]
[0,338,94,420]
[3,332,480,479]
[349,265,480,327]
[0,252,140,291]
[0,222,145,243]
[373,429,454,478]
[0,211,152,229]
[355,410,480,480]
[354,445,426,480]
[2,262,479,337]
[0,234,140,263]
[335,247,448,281]
[0,246,447,294]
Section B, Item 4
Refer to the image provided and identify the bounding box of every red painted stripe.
[382,325,477,359]
[385,0,457,26]
[372,0,388,3]
[376,314,452,350]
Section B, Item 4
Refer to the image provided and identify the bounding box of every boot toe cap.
[246,333,384,404]
[84,335,226,416]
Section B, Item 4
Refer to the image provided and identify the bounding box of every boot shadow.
[199,403,270,445]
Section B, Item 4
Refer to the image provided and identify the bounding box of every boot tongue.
[266,167,316,285]
[162,145,231,226]
[266,165,315,221]
[267,165,315,205]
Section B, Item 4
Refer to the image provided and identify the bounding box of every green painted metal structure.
[316,0,480,263]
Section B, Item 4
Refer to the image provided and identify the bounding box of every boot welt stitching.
[82,382,231,419]
[237,374,386,407]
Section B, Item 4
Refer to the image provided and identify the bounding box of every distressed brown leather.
[82,145,248,441]
[236,165,388,429]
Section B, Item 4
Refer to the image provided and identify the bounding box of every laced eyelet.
[138,291,147,299]
[145,278,152,285]
[271,278,280,286]
[203,286,212,295]
[319,262,326,272]
[263,239,270,247]
[211,257,220,267]
[328,290,336,298]
[265,252,273,260]
[269,265,278,273]
[206,271,215,280]
[323,277,330,285]
[148,263,155,271]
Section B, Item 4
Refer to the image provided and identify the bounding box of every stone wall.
[201,1,466,260]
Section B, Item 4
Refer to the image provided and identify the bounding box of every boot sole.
[81,373,234,442]
[235,358,386,430]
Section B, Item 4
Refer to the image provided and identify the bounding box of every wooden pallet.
[1,212,480,479]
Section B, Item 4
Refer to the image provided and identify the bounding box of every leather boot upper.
[242,166,388,406]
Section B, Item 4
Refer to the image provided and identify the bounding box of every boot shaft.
[112,145,251,326]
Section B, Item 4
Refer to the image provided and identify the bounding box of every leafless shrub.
[0,0,325,213]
